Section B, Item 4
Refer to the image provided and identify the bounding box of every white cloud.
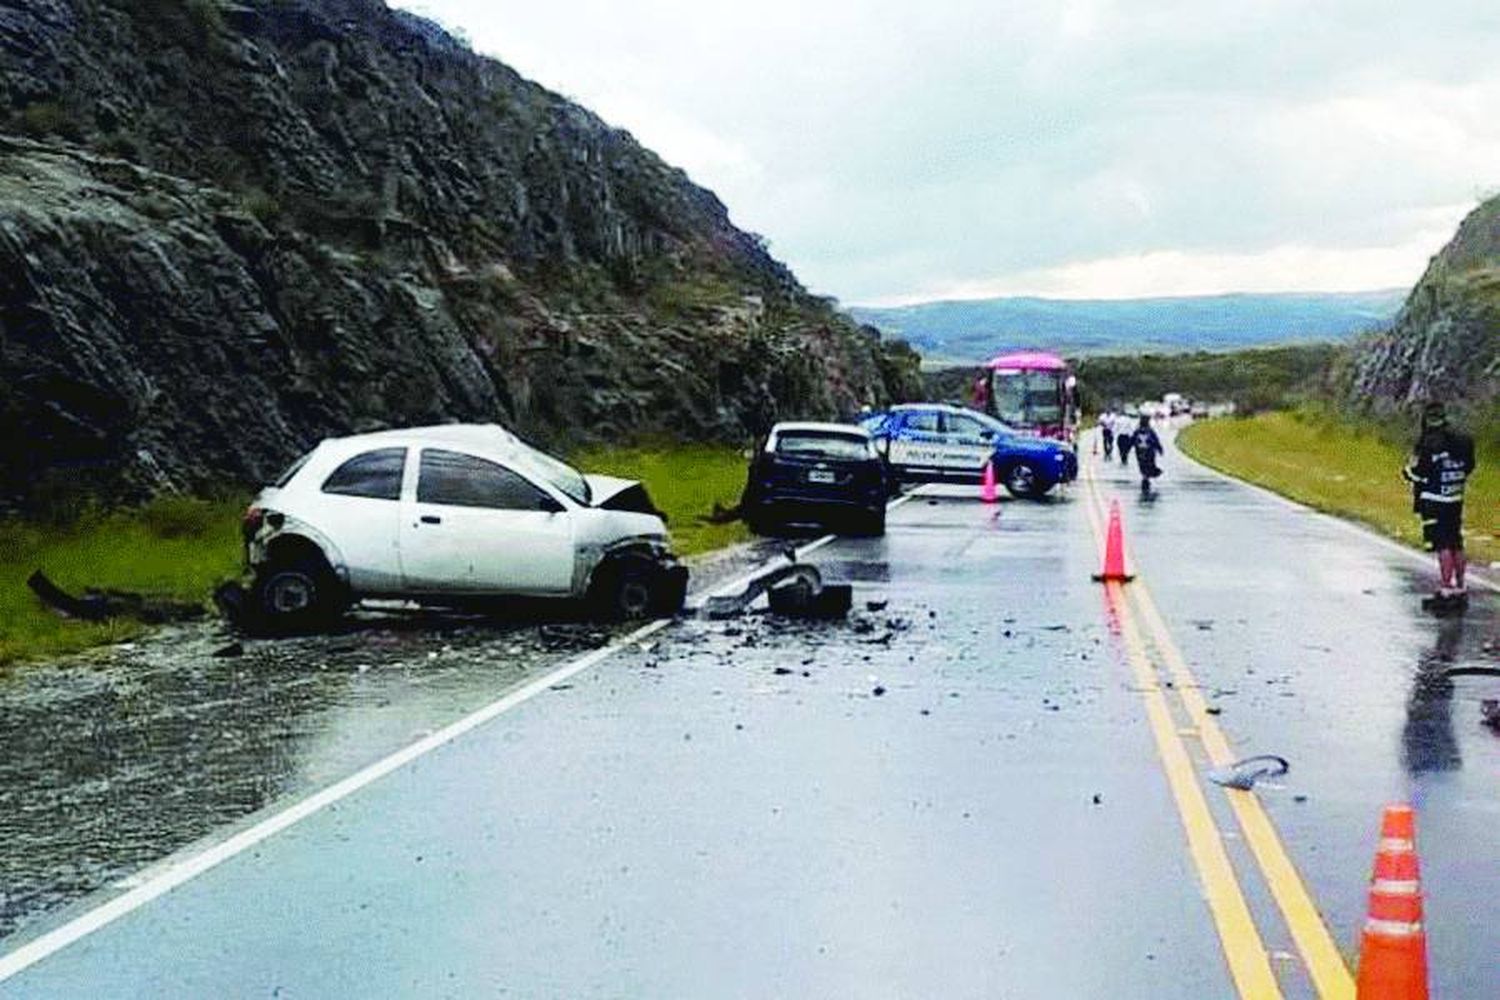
[402,1,1500,303]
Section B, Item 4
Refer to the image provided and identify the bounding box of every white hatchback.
[241,424,687,630]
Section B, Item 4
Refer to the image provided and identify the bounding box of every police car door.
[942,411,998,477]
[887,409,948,478]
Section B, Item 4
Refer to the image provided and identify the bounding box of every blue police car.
[859,403,1077,499]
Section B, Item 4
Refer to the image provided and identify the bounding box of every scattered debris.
[1204,705,1223,715]
[702,555,850,620]
[29,570,204,624]
[1091,793,1103,805]
[1208,755,1290,791]
[1481,701,1499,732]
[773,667,793,676]
[872,685,886,697]
[865,599,889,612]
[211,642,244,659]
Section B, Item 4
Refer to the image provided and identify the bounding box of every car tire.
[746,509,781,537]
[251,553,346,634]
[848,506,886,537]
[589,556,682,622]
[1002,462,1049,500]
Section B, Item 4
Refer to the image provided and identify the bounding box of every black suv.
[742,422,890,536]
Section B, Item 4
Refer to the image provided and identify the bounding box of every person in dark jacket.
[1403,402,1476,598]
[1133,414,1164,492]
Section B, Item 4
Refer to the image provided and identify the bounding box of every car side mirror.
[875,437,891,457]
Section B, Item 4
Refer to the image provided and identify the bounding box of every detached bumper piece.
[701,556,852,620]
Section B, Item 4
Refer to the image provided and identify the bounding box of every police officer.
[1403,402,1476,599]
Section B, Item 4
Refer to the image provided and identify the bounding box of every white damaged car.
[240,424,687,630]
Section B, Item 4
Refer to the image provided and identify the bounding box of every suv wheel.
[252,554,345,633]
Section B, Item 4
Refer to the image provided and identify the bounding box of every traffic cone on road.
[980,460,998,504]
[1092,500,1134,582]
[1356,804,1429,1000]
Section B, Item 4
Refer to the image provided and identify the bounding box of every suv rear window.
[417,450,557,511]
[775,432,871,461]
[321,448,406,500]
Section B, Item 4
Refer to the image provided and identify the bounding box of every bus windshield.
[991,369,1063,427]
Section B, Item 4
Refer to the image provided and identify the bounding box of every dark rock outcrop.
[1350,196,1499,421]
[0,0,921,509]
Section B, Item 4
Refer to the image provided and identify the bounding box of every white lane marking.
[0,617,675,984]
[1169,432,1498,594]
[1,487,927,982]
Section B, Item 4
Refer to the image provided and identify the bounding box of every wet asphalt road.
[1,432,1496,997]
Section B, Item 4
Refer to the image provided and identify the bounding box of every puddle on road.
[0,613,617,942]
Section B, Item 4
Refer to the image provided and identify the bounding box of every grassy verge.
[573,443,751,557]
[1178,411,1498,568]
[0,497,247,667]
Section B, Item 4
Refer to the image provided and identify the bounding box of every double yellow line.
[1079,459,1354,999]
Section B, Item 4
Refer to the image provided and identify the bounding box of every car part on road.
[1207,754,1290,791]
[27,570,206,624]
[700,555,851,620]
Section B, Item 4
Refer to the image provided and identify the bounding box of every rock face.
[1350,196,1499,421]
[0,0,920,509]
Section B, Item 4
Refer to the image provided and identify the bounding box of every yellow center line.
[1081,445,1355,998]
[1079,483,1284,999]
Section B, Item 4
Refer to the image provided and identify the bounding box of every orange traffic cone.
[1092,499,1134,582]
[1356,804,1429,1000]
[980,460,998,504]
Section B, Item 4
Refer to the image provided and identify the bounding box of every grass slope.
[0,498,246,667]
[1178,412,1498,569]
[574,444,750,557]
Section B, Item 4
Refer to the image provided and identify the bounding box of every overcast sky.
[403,1,1500,305]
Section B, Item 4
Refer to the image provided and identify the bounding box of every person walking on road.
[1403,402,1476,600]
[1133,413,1164,494]
[1098,410,1115,458]
[1115,411,1135,465]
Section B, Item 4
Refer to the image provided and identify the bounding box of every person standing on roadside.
[1403,402,1476,599]
[1133,413,1164,492]
[1116,411,1135,465]
[1098,410,1115,458]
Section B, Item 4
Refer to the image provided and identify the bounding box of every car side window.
[417,449,558,511]
[321,448,406,501]
[945,413,990,439]
[903,411,942,434]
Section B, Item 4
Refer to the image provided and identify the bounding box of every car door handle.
[420,515,442,525]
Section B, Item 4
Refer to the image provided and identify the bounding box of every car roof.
[769,421,871,438]
[888,403,982,417]
[311,424,572,488]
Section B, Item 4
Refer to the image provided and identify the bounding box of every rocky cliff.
[0,0,920,510]
[1350,195,1499,423]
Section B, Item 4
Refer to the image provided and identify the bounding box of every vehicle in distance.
[741,422,890,537]
[860,403,1077,499]
[243,424,687,630]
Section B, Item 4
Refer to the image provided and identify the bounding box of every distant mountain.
[849,290,1406,362]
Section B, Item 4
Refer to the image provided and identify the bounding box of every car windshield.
[519,446,591,505]
[775,431,871,460]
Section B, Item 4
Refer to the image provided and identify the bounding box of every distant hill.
[849,290,1405,362]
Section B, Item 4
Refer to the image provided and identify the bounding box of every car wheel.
[590,556,675,622]
[1003,462,1046,499]
[746,508,781,536]
[848,506,886,537]
[251,554,345,634]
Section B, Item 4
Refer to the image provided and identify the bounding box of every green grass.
[0,497,246,667]
[573,444,751,557]
[1178,412,1498,567]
